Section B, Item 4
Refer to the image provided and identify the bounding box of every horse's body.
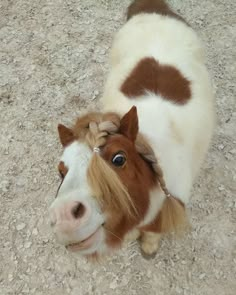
[49,0,214,259]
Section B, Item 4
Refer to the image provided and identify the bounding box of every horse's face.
[49,107,157,258]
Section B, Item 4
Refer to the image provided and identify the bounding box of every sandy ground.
[0,0,235,294]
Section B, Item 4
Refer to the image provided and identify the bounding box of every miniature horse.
[49,0,214,259]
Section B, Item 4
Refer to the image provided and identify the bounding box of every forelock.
[73,112,121,148]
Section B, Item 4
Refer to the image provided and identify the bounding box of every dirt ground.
[0,0,235,294]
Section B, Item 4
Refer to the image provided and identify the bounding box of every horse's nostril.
[71,202,86,219]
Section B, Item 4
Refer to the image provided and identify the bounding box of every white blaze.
[49,141,105,254]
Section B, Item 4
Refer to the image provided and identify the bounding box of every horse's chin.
[65,226,104,255]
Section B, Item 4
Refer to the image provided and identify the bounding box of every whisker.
[104,228,122,242]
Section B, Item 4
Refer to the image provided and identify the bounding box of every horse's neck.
[102,95,194,204]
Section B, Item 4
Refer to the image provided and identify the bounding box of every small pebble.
[32,228,38,235]
[218,185,225,191]
[8,274,14,282]
[218,144,225,150]
[16,179,25,187]
[0,180,10,192]
[175,286,182,294]
[16,223,26,231]
[229,148,236,155]
[24,241,32,249]
[199,273,206,280]
[109,280,118,289]
[91,90,99,100]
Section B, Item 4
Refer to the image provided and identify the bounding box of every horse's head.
[49,107,165,258]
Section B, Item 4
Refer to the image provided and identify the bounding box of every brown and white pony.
[49,0,214,259]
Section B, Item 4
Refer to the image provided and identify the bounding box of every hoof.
[140,248,157,260]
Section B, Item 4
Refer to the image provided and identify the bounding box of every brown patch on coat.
[139,196,188,234]
[121,57,191,105]
[127,0,187,24]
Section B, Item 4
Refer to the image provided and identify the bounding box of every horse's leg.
[124,228,141,243]
[140,231,162,255]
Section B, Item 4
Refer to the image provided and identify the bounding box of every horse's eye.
[112,153,126,167]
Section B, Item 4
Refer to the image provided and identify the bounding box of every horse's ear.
[58,124,74,147]
[119,106,139,142]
